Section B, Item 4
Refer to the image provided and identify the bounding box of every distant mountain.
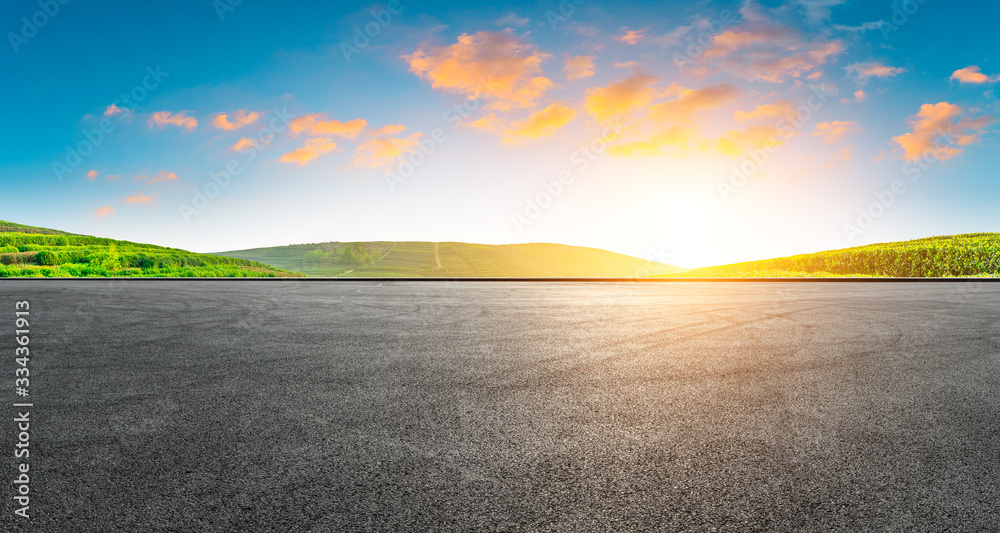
[664,233,1000,277]
[215,241,686,278]
[0,220,299,277]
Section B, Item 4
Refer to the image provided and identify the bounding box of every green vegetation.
[0,220,301,277]
[666,233,1000,278]
[216,241,685,277]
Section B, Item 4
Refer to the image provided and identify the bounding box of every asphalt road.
[2,280,999,532]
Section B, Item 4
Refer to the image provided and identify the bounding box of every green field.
[0,220,300,277]
[215,241,686,277]
[5,218,998,278]
[665,233,1000,278]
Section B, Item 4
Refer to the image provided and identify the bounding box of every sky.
[1,0,998,268]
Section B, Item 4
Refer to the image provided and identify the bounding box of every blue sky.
[1,0,998,267]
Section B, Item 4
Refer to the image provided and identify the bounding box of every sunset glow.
[3,0,998,267]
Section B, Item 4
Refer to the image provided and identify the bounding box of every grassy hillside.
[216,241,686,277]
[0,220,301,277]
[666,233,1000,278]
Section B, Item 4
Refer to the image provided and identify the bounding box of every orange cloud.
[646,84,739,124]
[104,104,125,117]
[370,124,408,136]
[350,133,423,168]
[211,109,260,130]
[105,174,121,181]
[404,31,554,110]
[279,137,337,165]
[124,192,157,204]
[607,141,662,157]
[613,61,638,68]
[565,55,595,80]
[619,29,645,45]
[845,61,904,85]
[230,137,258,151]
[95,206,114,218]
[86,170,98,180]
[148,111,197,131]
[834,146,853,161]
[951,66,999,84]
[701,25,843,82]
[892,102,995,161]
[584,73,659,121]
[854,89,867,102]
[288,113,367,138]
[813,121,862,143]
[135,170,178,185]
[502,103,576,143]
[602,84,738,157]
[735,100,795,123]
[715,125,791,156]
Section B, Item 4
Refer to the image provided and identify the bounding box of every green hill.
[0,220,300,278]
[665,233,1000,278]
[215,241,686,278]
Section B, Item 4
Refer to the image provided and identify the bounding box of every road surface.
[2,280,998,531]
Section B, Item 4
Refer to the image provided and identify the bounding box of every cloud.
[833,21,886,32]
[584,73,659,121]
[124,192,157,204]
[135,170,178,185]
[289,113,367,138]
[230,137,258,151]
[370,124,408,136]
[95,206,114,218]
[646,84,739,124]
[351,133,423,168]
[651,25,692,47]
[833,145,853,161]
[613,61,638,68]
[734,100,796,123]
[103,104,126,117]
[565,55,595,80]
[606,84,740,156]
[892,102,995,161]
[619,29,645,45]
[279,137,337,165]
[86,170,98,180]
[501,103,577,143]
[148,111,197,131]
[496,12,529,27]
[813,120,862,143]
[951,66,999,84]
[211,109,261,130]
[715,125,792,156]
[854,89,867,102]
[845,61,904,85]
[792,0,848,24]
[607,141,662,157]
[700,24,843,82]
[105,174,120,181]
[404,31,554,110]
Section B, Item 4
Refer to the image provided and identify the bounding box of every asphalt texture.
[2,280,999,532]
